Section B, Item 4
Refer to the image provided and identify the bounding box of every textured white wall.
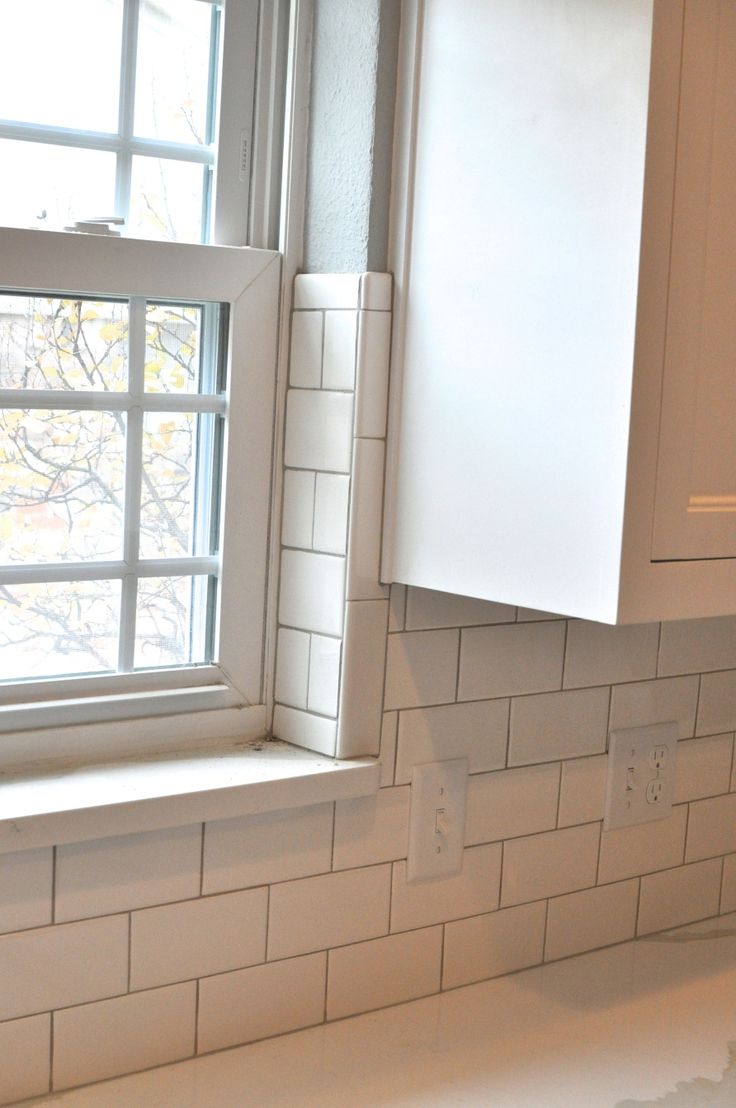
[303,0,400,273]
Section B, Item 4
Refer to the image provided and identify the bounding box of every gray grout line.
[50,846,57,926]
[560,619,570,690]
[193,978,200,1055]
[655,619,664,677]
[48,1009,54,1094]
[126,912,132,993]
[554,761,563,829]
[198,822,206,898]
[541,895,551,963]
[634,876,643,938]
[453,629,462,702]
[439,922,446,991]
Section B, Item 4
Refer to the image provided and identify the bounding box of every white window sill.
[0,740,379,853]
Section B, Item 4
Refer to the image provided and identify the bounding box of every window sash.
[0,226,279,746]
[0,0,260,247]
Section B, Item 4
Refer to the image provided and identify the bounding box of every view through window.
[0,291,226,683]
[0,0,221,242]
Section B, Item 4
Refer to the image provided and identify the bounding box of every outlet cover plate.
[604,721,678,831]
[407,758,467,883]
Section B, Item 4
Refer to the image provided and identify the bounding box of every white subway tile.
[359,272,392,310]
[391,843,501,932]
[53,983,195,1091]
[545,879,639,961]
[610,675,699,740]
[674,734,733,804]
[405,588,515,631]
[389,583,406,631]
[313,473,350,554]
[274,627,311,710]
[558,755,608,827]
[380,711,398,788]
[465,764,559,845]
[721,853,736,913]
[637,859,722,935]
[279,549,345,636]
[284,390,354,473]
[598,805,687,883]
[130,889,267,991]
[203,804,333,895]
[0,915,128,1021]
[697,670,736,736]
[272,704,337,756]
[267,865,391,960]
[55,826,201,923]
[508,686,609,766]
[0,1014,49,1105]
[685,793,736,862]
[563,621,659,688]
[659,616,736,676]
[395,699,509,784]
[289,311,323,388]
[322,310,357,390]
[516,607,564,622]
[0,848,52,934]
[442,902,546,990]
[281,469,315,550]
[198,953,326,1054]
[336,599,388,758]
[354,310,391,437]
[458,622,566,701]
[294,274,361,310]
[333,786,410,870]
[346,438,388,601]
[384,629,459,710]
[327,927,441,1021]
[501,824,599,908]
[308,634,341,717]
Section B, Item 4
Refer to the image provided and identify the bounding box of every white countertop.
[29,911,736,1107]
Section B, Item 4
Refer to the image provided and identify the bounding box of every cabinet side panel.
[389,0,654,621]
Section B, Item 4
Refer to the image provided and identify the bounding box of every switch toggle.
[435,808,449,835]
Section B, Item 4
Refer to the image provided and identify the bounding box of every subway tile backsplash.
[3,272,736,1101]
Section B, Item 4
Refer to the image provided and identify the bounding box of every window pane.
[0,141,116,232]
[0,409,125,564]
[0,0,122,133]
[134,0,215,146]
[140,412,217,559]
[0,579,120,680]
[0,295,128,391]
[134,575,212,669]
[145,303,202,394]
[129,157,206,243]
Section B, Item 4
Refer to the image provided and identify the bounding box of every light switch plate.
[407,758,467,883]
[604,721,678,831]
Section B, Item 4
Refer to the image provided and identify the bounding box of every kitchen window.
[0,0,284,761]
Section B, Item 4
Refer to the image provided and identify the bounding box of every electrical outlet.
[604,722,678,830]
[407,758,467,882]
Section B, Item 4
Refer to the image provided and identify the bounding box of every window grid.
[0,292,226,681]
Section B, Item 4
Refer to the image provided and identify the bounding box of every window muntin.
[0,291,226,685]
[0,0,222,243]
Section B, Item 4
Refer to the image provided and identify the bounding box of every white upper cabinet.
[384,0,736,623]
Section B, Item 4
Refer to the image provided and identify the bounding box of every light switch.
[407,758,467,883]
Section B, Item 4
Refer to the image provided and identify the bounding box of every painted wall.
[302,0,400,273]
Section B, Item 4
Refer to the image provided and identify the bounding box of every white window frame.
[0,227,279,766]
[0,0,288,768]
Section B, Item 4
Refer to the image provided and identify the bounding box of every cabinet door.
[652,0,736,560]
